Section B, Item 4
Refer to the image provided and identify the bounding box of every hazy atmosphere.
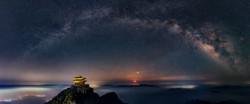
[1,0,250,85]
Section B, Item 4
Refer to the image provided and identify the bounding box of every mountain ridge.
[45,85,125,104]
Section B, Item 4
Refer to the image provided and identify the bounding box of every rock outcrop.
[45,85,124,104]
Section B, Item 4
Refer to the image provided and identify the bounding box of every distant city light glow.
[0,87,51,102]
[168,85,197,89]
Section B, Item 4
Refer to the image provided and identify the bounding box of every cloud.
[0,96,46,104]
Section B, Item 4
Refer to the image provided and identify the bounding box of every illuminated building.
[73,75,87,87]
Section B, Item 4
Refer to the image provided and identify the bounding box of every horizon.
[1,78,250,86]
[1,1,250,104]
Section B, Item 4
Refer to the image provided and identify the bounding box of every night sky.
[0,0,250,84]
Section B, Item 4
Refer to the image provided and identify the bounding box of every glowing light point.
[136,71,140,74]
[133,80,137,83]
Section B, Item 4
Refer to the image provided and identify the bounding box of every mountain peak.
[45,76,125,104]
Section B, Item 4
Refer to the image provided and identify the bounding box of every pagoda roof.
[74,75,86,79]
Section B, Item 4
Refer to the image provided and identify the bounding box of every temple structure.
[73,75,87,87]
[72,75,93,94]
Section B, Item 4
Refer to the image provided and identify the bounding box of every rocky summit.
[45,85,125,104]
[45,75,125,104]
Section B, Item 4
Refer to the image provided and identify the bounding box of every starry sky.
[0,0,250,84]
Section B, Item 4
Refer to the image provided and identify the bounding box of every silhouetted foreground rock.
[45,85,125,104]
[97,92,124,104]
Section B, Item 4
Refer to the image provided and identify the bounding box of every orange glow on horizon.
[126,71,143,84]
[133,80,137,83]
